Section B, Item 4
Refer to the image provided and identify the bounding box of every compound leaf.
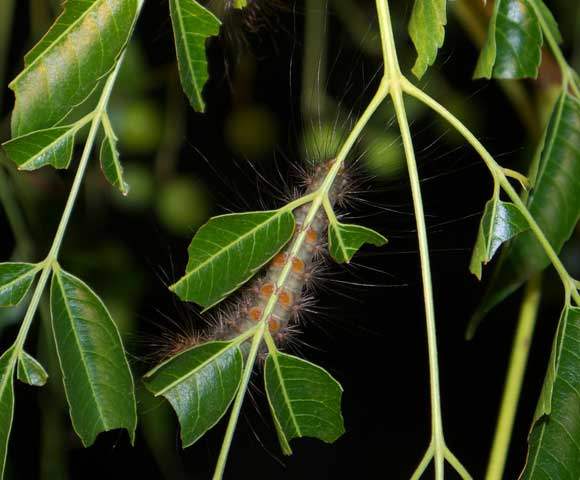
[99,114,128,195]
[408,0,447,79]
[0,263,41,307]
[469,198,528,281]
[472,92,580,327]
[264,351,344,455]
[143,341,243,447]
[169,0,220,112]
[50,264,137,446]
[9,0,139,136]
[328,222,387,264]
[520,306,580,479]
[17,351,48,387]
[0,347,15,480]
[171,209,295,309]
[3,125,79,170]
[474,0,542,79]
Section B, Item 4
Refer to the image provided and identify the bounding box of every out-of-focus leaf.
[3,124,83,170]
[264,351,344,455]
[9,0,139,136]
[474,0,542,79]
[0,347,15,480]
[99,114,128,195]
[469,198,528,281]
[328,222,387,264]
[408,0,447,79]
[50,264,137,446]
[143,341,243,447]
[520,306,580,479]
[472,92,580,325]
[171,209,295,309]
[17,351,48,387]
[0,263,40,307]
[169,0,220,112]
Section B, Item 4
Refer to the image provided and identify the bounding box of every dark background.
[1,1,579,479]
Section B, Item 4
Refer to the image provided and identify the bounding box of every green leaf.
[474,0,542,79]
[0,263,40,307]
[50,264,137,446]
[328,222,387,264]
[408,0,447,79]
[169,0,221,112]
[2,124,80,170]
[0,347,15,480]
[170,209,295,309]
[472,92,580,325]
[100,114,129,195]
[469,198,528,280]
[17,351,48,387]
[143,341,243,447]
[9,0,139,136]
[264,351,345,455]
[533,0,562,44]
[520,306,580,479]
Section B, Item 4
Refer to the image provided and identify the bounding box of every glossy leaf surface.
[9,0,139,136]
[50,265,137,446]
[408,0,447,79]
[264,351,344,455]
[474,0,542,79]
[0,348,15,480]
[520,307,580,479]
[328,222,387,264]
[171,209,295,309]
[17,350,48,387]
[169,0,220,112]
[0,263,40,307]
[99,114,128,195]
[3,125,79,170]
[469,198,528,280]
[143,341,243,447]
[473,92,580,324]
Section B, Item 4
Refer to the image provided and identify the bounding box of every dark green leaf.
[171,209,295,309]
[50,265,137,446]
[472,92,580,325]
[2,125,79,170]
[0,263,40,307]
[100,114,128,195]
[0,347,15,480]
[9,0,139,136]
[169,0,220,112]
[264,351,344,455]
[17,350,48,387]
[143,341,243,447]
[328,222,387,264]
[474,0,542,79]
[408,0,447,79]
[520,306,580,479]
[469,198,528,280]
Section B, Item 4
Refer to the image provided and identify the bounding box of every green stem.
[7,53,126,367]
[212,322,266,480]
[402,78,580,306]
[375,1,446,477]
[301,0,328,122]
[485,275,542,480]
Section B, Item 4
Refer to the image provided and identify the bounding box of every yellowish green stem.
[485,275,542,480]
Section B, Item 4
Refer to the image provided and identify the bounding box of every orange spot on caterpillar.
[272,253,288,268]
[261,282,275,297]
[268,317,280,333]
[278,289,293,308]
[291,256,305,273]
[306,227,318,244]
[249,307,262,321]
